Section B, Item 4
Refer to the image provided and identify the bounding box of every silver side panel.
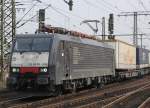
[29,34,115,84]
[69,42,115,79]
[55,40,115,84]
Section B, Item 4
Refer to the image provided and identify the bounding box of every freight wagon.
[100,40,138,78]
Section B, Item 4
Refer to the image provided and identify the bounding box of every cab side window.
[59,41,65,50]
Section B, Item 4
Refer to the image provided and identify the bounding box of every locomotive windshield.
[14,37,51,52]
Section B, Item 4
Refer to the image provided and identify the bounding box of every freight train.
[7,27,150,94]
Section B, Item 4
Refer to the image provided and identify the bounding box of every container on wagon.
[100,39,136,70]
[136,47,149,68]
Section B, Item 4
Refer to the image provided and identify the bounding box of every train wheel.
[98,82,104,89]
[7,84,16,91]
[55,85,63,96]
[16,83,27,91]
[72,82,77,93]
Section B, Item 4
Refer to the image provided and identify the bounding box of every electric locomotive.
[7,32,115,94]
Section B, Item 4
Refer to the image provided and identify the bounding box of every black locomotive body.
[7,33,115,93]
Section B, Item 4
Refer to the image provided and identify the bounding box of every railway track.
[103,84,150,108]
[0,96,34,108]
[38,82,150,108]
[6,75,150,108]
[138,97,150,108]
[0,90,35,102]
[0,89,44,108]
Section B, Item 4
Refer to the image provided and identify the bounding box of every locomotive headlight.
[12,68,19,73]
[40,68,48,72]
[12,68,16,72]
[43,68,47,72]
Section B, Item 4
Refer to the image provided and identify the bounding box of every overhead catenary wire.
[101,0,124,12]
[16,0,150,40]
[83,0,133,34]
[46,17,66,27]
[33,1,90,26]
[50,6,70,19]
[17,4,52,28]
[123,0,149,30]
[96,33,150,36]
[38,1,75,29]
[16,17,65,26]
[125,0,138,11]
[16,0,132,33]
[16,2,38,25]
[17,1,75,29]
[94,0,119,13]
[36,0,70,19]
[17,7,71,29]
[24,1,85,21]
[50,6,86,20]
[137,0,147,11]
[83,0,111,13]
[16,0,35,3]
[97,0,135,34]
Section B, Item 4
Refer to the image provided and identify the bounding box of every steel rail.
[103,84,150,108]
[10,77,150,108]
[138,97,150,108]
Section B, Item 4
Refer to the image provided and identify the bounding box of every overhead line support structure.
[0,0,16,81]
[102,17,105,40]
[80,20,100,35]
[118,11,150,46]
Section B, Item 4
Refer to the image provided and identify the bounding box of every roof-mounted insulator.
[41,25,99,41]
[42,26,69,34]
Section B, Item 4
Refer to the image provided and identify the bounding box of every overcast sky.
[15,0,150,48]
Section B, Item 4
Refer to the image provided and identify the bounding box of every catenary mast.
[0,0,16,81]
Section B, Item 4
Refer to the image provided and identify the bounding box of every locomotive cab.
[7,34,54,90]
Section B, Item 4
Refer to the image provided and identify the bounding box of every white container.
[104,40,136,70]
